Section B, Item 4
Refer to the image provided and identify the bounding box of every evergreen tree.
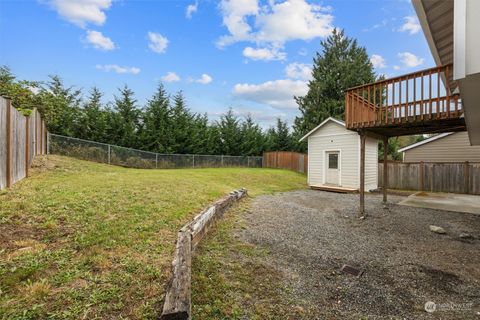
[170,91,195,153]
[111,85,139,147]
[266,118,293,151]
[294,29,377,138]
[217,108,242,155]
[240,114,264,156]
[141,83,172,152]
[38,75,82,136]
[76,87,108,141]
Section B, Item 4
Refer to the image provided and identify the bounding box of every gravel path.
[239,190,480,319]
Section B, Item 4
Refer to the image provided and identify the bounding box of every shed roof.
[299,117,345,142]
[398,132,454,153]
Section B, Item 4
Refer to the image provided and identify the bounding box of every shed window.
[328,154,338,169]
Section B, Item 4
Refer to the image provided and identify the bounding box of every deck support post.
[383,136,388,204]
[359,132,366,217]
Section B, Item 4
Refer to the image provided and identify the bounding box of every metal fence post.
[108,145,111,165]
[156,153,158,169]
[221,155,224,167]
[247,157,250,167]
[192,155,195,168]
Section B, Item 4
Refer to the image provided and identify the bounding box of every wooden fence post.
[43,121,47,154]
[419,161,424,191]
[5,99,12,188]
[464,161,470,194]
[25,116,30,177]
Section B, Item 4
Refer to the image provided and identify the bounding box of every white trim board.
[323,149,342,186]
[299,117,346,142]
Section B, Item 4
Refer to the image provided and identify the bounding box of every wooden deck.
[345,64,466,136]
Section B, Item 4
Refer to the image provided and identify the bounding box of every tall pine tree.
[141,83,172,152]
[111,85,139,147]
[294,29,376,138]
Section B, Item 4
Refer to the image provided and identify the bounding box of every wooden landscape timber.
[160,188,248,320]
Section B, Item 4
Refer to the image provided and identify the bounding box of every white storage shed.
[300,117,378,192]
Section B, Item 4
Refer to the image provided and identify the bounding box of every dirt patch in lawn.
[194,190,480,319]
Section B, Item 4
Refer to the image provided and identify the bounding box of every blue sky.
[0,0,434,128]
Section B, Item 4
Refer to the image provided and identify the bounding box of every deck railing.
[345,64,463,129]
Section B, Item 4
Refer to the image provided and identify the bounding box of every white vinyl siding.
[307,121,360,189]
[306,119,378,191]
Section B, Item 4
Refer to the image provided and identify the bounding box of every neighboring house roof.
[398,133,454,153]
[299,117,346,142]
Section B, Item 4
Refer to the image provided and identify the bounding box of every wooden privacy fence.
[379,161,480,195]
[0,97,48,190]
[263,151,308,174]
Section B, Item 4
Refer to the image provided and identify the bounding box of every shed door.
[326,151,340,185]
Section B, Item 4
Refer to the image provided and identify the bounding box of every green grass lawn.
[0,155,306,320]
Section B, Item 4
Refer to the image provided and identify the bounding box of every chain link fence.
[48,134,263,169]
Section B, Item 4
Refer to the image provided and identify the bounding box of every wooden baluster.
[437,67,441,119]
[455,94,459,117]
[399,78,402,123]
[385,82,389,124]
[446,65,450,118]
[413,75,416,120]
[406,76,409,120]
[392,80,395,123]
[368,86,372,125]
[373,84,376,124]
[429,69,432,119]
[421,71,424,120]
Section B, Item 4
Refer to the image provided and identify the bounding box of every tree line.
[0,67,297,156]
[1,28,412,159]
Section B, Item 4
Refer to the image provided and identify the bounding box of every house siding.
[403,131,480,162]
[307,121,360,189]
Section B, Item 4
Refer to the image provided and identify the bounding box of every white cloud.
[393,65,400,70]
[161,72,181,82]
[85,30,115,50]
[398,15,421,35]
[233,79,308,109]
[45,0,112,28]
[186,1,198,19]
[148,32,169,54]
[398,52,424,68]
[370,54,386,69]
[96,64,140,74]
[242,46,286,61]
[217,0,333,47]
[196,74,213,84]
[285,63,312,80]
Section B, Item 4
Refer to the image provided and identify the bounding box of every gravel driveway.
[239,190,480,319]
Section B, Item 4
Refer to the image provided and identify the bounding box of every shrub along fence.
[379,161,480,195]
[49,134,263,169]
[263,151,308,174]
[0,97,47,190]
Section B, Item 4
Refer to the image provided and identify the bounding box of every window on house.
[329,153,338,169]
